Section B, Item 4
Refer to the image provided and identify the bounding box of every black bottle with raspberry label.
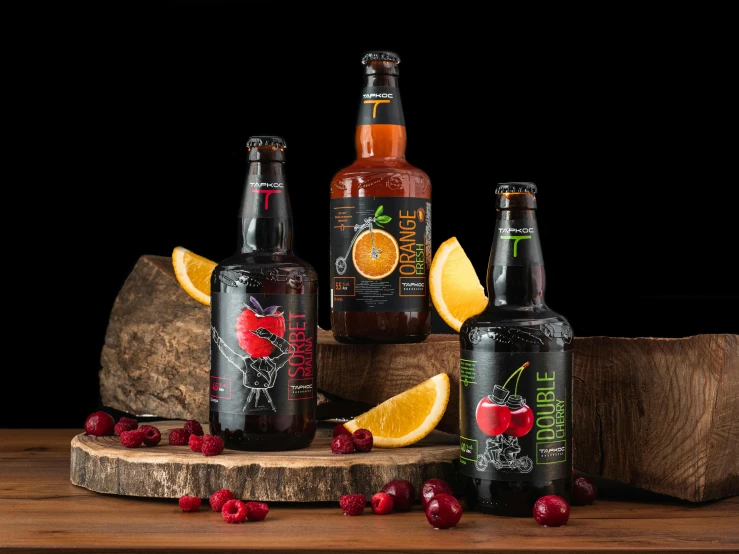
[209,136,318,451]
[459,182,573,516]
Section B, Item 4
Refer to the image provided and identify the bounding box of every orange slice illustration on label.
[351,228,399,280]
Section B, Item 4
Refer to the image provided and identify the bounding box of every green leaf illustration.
[376,215,392,225]
[375,205,384,217]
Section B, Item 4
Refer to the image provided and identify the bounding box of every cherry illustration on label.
[235,296,286,358]
[475,361,532,438]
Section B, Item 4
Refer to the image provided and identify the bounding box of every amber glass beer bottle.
[330,51,431,344]
[209,136,318,451]
[458,182,573,516]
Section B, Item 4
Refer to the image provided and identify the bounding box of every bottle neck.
[237,161,293,253]
[355,72,407,160]
[487,193,545,307]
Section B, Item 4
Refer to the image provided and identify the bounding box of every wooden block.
[69,420,459,501]
[99,255,739,502]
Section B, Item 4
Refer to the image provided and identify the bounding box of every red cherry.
[421,478,454,509]
[424,493,463,529]
[475,397,511,436]
[533,495,570,527]
[571,476,597,506]
[505,395,535,437]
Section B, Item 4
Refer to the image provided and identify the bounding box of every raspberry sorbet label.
[210,293,316,416]
[459,351,572,482]
[330,197,430,313]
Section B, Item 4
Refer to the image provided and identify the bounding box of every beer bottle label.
[357,86,405,126]
[459,350,572,482]
[492,219,544,267]
[239,175,290,219]
[210,293,316,416]
[330,197,430,313]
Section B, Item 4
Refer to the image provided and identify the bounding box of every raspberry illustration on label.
[211,298,293,412]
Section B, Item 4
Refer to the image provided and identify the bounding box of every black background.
[5,5,735,428]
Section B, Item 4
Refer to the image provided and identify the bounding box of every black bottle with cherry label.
[458,182,573,516]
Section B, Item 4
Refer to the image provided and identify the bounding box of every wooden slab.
[4,429,739,554]
[69,420,459,502]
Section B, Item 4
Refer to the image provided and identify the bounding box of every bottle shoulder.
[330,164,431,198]
[212,252,318,289]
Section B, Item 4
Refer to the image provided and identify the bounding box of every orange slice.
[429,237,488,332]
[172,246,217,306]
[351,228,399,280]
[343,373,450,448]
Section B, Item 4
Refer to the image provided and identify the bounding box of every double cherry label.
[475,362,535,437]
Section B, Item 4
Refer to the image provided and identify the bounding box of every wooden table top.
[1,428,738,553]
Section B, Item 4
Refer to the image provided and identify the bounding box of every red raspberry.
[188,434,203,452]
[84,411,115,436]
[331,434,354,454]
[120,429,145,448]
[352,429,373,452]
[245,501,269,521]
[178,495,202,512]
[339,494,366,516]
[209,489,234,512]
[139,425,161,446]
[333,423,352,438]
[370,492,394,515]
[118,417,138,430]
[222,499,247,523]
[168,428,189,446]
[201,434,225,456]
[184,419,204,437]
[114,421,134,436]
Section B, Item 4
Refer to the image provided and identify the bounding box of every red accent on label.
[252,189,282,210]
[210,376,231,399]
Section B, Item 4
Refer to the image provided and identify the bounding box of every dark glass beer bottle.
[458,182,574,516]
[330,50,431,344]
[209,136,318,451]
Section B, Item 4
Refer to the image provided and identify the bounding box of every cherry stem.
[502,362,531,395]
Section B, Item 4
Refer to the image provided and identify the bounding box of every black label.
[239,175,290,218]
[210,293,316,415]
[330,197,430,312]
[357,86,405,126]
[491,219,543,267]
[459,351,572,482]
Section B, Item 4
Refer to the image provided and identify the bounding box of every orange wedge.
[172,246,217,306]
[343,373,450,448]
[429,237,488,332]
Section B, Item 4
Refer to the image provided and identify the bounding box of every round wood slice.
[70,420,460,502]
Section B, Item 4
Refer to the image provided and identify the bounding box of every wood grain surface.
[69,420,459,501]
[2,428,738,553]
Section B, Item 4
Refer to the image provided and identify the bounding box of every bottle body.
[458,183,573,516]
[209,137,318,451]
[330,52,431,344]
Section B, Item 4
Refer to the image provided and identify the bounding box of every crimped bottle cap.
[495,182,538,194]
[246,136,286,148]
[361,51,400,64]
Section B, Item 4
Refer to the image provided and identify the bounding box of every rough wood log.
[99,255,738,502]
[70,420,458,501]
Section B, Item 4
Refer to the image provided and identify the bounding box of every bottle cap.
[495,182,537,194]
[361,51,400,64]
[246,136,286,148]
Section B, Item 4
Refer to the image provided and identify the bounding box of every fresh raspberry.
[118,417,138,430]
[139,425,161,446]
[84,411,115,436]
[188,434,203,452]
[168,428,189,446]
[245,501,269,521]
[184,419,204,437]
[352,429,373,452]
[201,434,225,456]
[381,479,415,512]
[209,489,234,512]
[333,423,352,438]
[120,429,145,448]
[371,492,394,515]
[178,495,202,512]
[222,499,247,523]
[114,421,135,436]
[331,434,355,454]
[339,494,366,516]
